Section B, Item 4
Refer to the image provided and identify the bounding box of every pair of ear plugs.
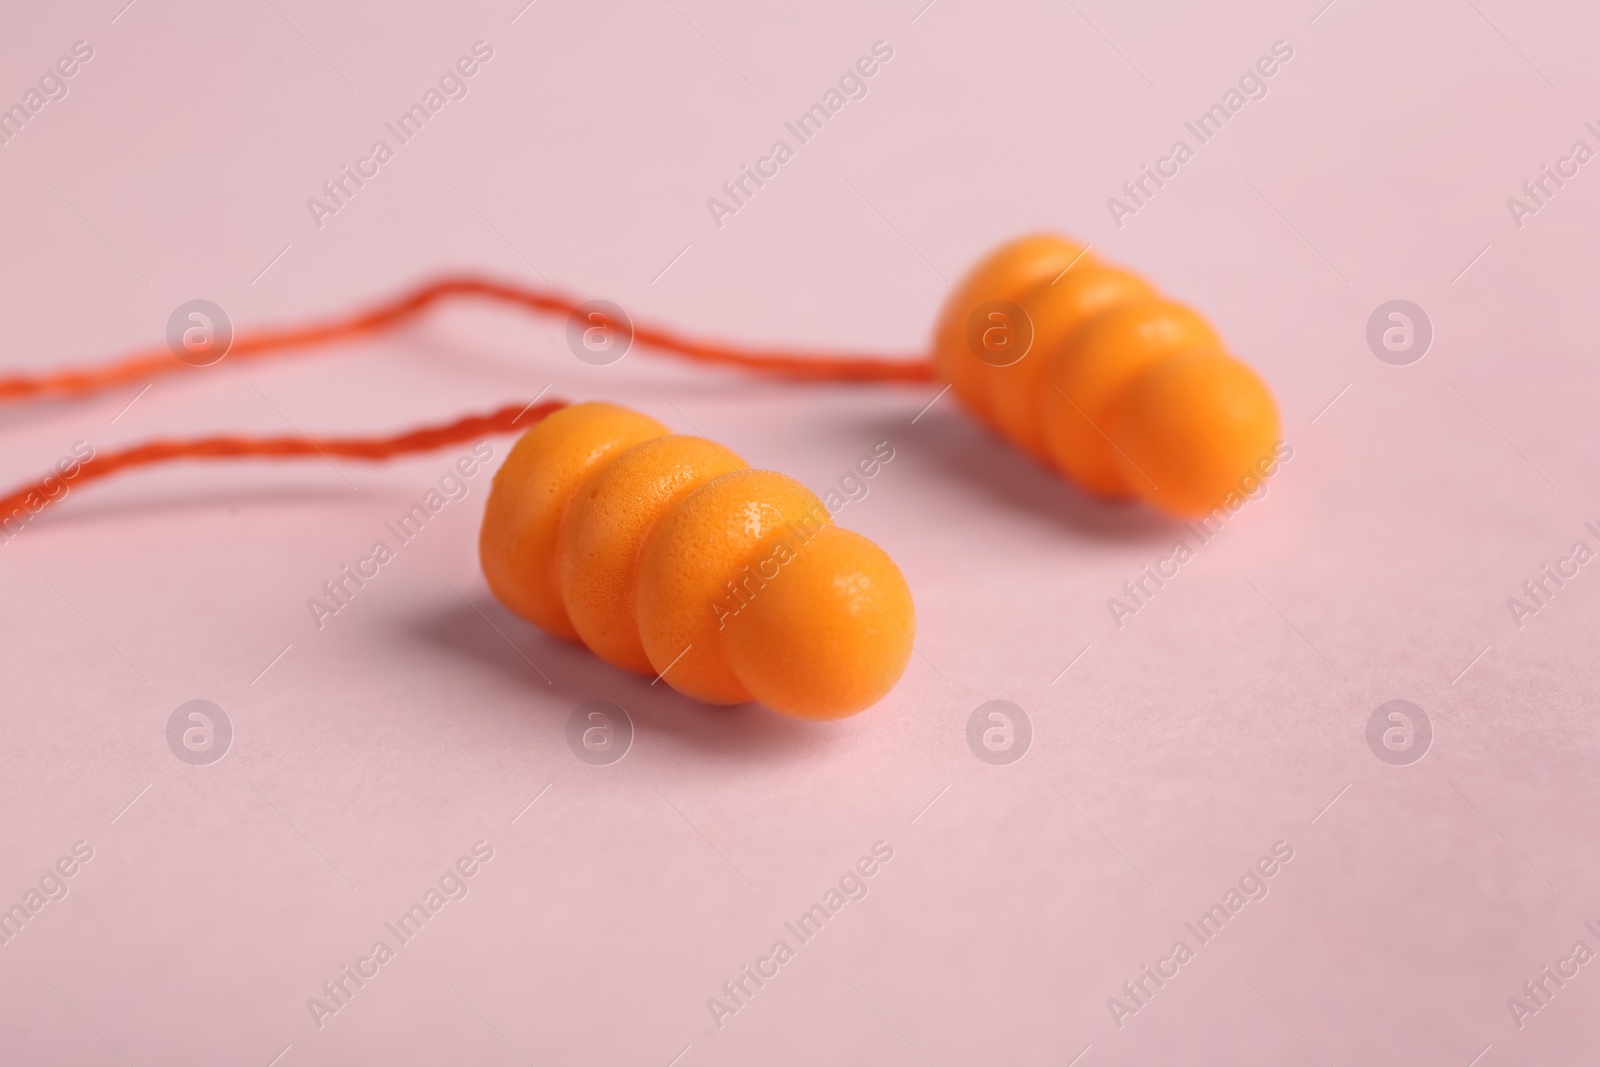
[477,236,1279,718]
[0,233,1280,720]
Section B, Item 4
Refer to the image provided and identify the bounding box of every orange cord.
[0,399,568,528]
[0,275,934,403]
[0,275,935,526]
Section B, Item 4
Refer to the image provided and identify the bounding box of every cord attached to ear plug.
[0,400,567,532]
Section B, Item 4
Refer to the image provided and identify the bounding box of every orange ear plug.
[934,235,1280,517]
[479,402,915,720]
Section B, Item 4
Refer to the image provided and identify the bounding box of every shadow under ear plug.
[934,235,1281,518]
[479,402,915,720]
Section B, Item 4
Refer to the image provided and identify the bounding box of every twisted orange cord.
[0,400,568,528]
[0,276,933,403]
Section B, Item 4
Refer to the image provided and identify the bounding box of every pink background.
[3,0,1599,1063]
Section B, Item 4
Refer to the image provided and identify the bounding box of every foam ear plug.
[936,235,1281,517]
[480,402,914,719]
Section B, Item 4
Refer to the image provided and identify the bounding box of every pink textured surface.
[3,1,1599,1064]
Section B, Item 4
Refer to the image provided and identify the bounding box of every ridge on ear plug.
[479,402,915,720]
[933,235,1089,423]
[479,402,667,639]
[935,235,1280,518]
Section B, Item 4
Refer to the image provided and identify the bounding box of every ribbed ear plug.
[934,235,1282,517]
[479,402,915,720]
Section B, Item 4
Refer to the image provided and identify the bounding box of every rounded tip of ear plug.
[1111,350,1281,518]
[721,525,914,721]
